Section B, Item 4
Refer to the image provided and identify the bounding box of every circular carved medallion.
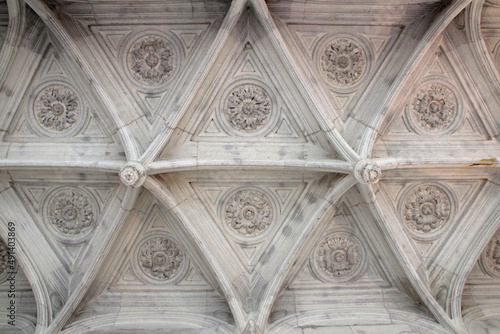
[127,34,176,86]
[354,159,381,184]
[119,161,146,188]
[410,82,458,133]
[0,239,13,284]
[46,187,96,238]
[480,230,500,279]
[33,84,81,134]
[137,236,184,281]
[313,232,364,281]
[320,37,367,87]
[224,189,273,237]
[402,184,452,235]
[224,84,272,133]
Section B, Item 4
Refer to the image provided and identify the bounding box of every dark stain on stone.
[282,225,292,237]
[260,245,275,265]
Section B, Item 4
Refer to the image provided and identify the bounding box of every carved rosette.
[320,37,367,87]
[33,84,81,134]
[46,188,96,238]
[224,84,272,133]
[410,82,458,133]
[313,232,365,282]
[480,230,500,279]
[354,159,381,184]
[402,184,452,235]
[224,189,273,237]
[0,239,12,284]
[137,236,184,281]
[119,162,146,188]
[127,34,176,86]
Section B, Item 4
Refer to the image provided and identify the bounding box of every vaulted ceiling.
[0,0,499,333]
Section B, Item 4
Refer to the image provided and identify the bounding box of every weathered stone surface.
[0,0,499,333]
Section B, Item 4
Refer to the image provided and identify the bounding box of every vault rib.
[24,0,141,162]
[348,0,473,158]
[45,186,140,333]
[143,176,248,331]
[357,183,467,333]
[147,158,353,175]
[139,0,247,166]
[249,0,360,163]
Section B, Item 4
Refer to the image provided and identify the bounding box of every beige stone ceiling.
[0,0,499,333]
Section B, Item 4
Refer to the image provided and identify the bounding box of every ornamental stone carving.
[320,37,367,87]
[224,189,273,237]
[402,185,451,234]
[354,159,381,184]
[137,236,184,281]
[0,239,12,284]
[127,34,176,86]
[33,84,81,134]
[480,230,500,279]
[224,84,272,133]
[120,161,146,188]
[46,188,96,237]
[410,82,458,133]
[313,232,364,281]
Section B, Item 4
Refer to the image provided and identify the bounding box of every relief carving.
[33,84,81,134]
[410,82,458,133]
[313,232,364,281]
[0,239,12,284]
[137,236,184,281]
[224,189,273,237]
[224,84,272,133]
[403,184,451,234]
[320,37,367,87]
[46,187,96,237]
[127,34,176,86]
[354,159,381,184]
[481,230,500,279]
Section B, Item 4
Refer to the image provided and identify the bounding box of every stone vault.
[0,0,499,333]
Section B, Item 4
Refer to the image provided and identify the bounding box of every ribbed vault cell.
[0,0,499,333]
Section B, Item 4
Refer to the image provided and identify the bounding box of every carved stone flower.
[48,188,95,236]
[403,185,451,234]
[0,239,9,278]
[320,38,367,87]
[138,236,184,280]
[354,159,381,184]
[224,84,272,133]
[225,189,273,236]
[34,85,80,133]
[315,233,362,279]
[411,83,457,133]
[127,34,176,86]
[481,230,500,278]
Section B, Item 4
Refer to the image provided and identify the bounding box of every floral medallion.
[0,239,13,283]
[314,232,364,281]
[480,230,500,279]
[354,159,381,184]
[46,188,96,237]
[410,83,458,133]
[33,84,81,134]
[224,189,273,237]
[402,184,452,235]
[137,236,184,281]
[119,161,146,188]
[127,34,176,86]
[224,84,272,133]
[320,37,367,87]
